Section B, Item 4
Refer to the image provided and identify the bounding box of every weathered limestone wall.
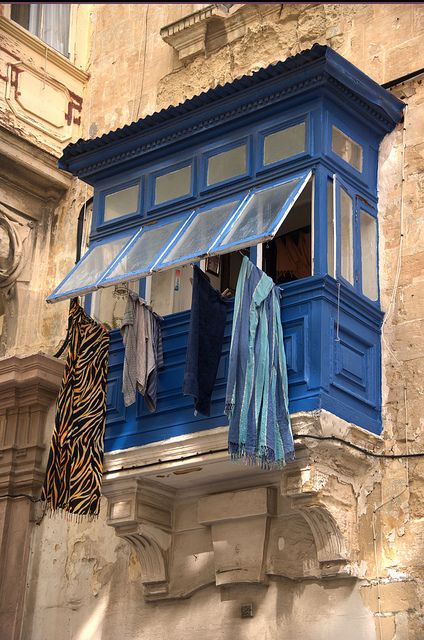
[8,3,424,640]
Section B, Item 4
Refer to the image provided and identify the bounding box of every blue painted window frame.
[154,192,249,272]
[334,174,380,305]
[200,136,252,194]
[99,211,196,288]
[212,170,312,256]
[147,158,196,214]
[46,229,135,303]
[325,109,377,196]
[356,197,380,302]
[335,175,356,290]
[256,113,310,173]
[97,178,142,228]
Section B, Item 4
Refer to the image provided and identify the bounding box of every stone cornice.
[160,4,276,63]
[0,353,65,397]
[0,353,64,497]
[0,126,72,202]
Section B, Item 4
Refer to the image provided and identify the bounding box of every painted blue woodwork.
[104,275,383,452]
[199,136,252,194]
[57,44,404,450]
[48,173,311,301]
[147,158,196,214]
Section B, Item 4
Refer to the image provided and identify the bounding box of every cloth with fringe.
[225,256,294,467]
[42,299,110,517]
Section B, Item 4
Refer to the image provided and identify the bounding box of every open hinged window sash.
[47,169,312,304]
[153,194,248,272]
[98,213,194,288]
[46,232,139,303]
[211,170,312,256]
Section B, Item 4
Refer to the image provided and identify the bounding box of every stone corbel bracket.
[280,413,379,579]
[102,478,174,599]
[198,486,276,587]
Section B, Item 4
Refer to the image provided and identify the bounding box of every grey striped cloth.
[121,292,163,411]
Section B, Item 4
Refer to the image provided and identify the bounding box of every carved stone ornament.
[102,413,381,601]
[0,204,31,291]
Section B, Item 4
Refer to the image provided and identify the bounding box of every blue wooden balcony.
[105,275,383,453]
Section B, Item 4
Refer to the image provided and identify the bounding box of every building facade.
[1,4,424,640]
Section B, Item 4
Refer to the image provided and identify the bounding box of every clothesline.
[46,257,294,519]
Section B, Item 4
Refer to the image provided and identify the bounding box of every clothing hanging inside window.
[225,256,294,467]
[121,291,164,411]
[183,265,228,416]
[42,298,110,517]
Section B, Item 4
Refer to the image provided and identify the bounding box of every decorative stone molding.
[0,125,71,219]
[0,353,64,640]
[5,61,81,143]
[198,487,276,586]
[280,411,380,579]
[102,477,174,599]
[0,353,64,497]
[160,4,279,63]
[0,15,88,155]
[0,204,32,290]
[0,16,89,83]
[102,411,382,600]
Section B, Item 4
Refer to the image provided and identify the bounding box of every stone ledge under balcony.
[103,409,382,600]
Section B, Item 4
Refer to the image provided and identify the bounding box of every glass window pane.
[155,165,191,205]
[327,179,335,277]
[49,235,131,300]
[160,200,241,267]
[11,4,30,29]
[332,126,363,172]
[360,210,378,300]
[216,177,302,251]
[104,185,139,222]
[102,219,184,284]
[340,188,353,284]
[264,122,306,165]
[207,145,246,186]
[38,4,71,56]
[91,281,139,330]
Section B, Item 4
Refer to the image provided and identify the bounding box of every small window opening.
[262,179,312,284]
[11,4,71,57]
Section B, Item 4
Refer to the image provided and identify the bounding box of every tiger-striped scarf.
[42,299,110,518]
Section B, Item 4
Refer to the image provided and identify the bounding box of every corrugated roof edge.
[60,43,404,169]
[60,44,328,165]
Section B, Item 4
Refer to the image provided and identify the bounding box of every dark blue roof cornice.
[60,44,404,183]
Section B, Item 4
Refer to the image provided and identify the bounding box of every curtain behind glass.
[28,4,70,56]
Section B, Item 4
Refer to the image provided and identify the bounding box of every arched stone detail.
[0,204,31,291]
[102,478,174,599]
[122,524,171,598]
[298,506,347,564]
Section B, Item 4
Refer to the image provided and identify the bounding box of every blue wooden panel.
[104,276,383,452]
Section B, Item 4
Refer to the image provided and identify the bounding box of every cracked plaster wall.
[5,3,423,640]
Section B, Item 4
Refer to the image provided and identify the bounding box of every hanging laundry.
[121,292,163,411]
[183,265,228,416]
[42,298,110,518]
[225,256,294,467]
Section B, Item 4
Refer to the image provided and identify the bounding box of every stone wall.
[1,3,423,639]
